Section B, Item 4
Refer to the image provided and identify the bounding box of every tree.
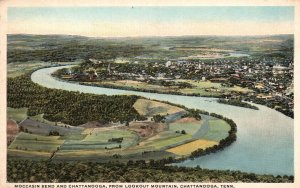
[152,114,165,123]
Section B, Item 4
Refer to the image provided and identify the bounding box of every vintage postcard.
[0,0,299,188]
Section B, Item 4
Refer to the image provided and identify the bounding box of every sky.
[7,6,294,37]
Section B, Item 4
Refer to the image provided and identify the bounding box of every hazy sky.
[8,6,294,37]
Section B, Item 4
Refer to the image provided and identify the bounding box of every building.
[165,61,172,67]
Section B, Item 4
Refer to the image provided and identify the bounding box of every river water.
[31,66,294,176]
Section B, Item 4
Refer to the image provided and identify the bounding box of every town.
[55,54,294,118]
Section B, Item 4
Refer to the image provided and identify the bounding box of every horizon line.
[8,33,294,39]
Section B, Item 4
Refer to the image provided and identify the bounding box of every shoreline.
[217,99,259,110]
[29,64,292,119]
[28,65,294,176]
[55,73,292,118]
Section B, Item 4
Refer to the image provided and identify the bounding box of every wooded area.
[7,73,142,125]
[7,160,293,182]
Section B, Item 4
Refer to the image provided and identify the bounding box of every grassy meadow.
[7,107,28,122]
[133,98,185,116]
[86,79,253,97]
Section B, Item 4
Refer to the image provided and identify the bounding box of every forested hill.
[7,34,149,63]
[7,73,143,126]
[7,160,293,183]
[7,34,293,63]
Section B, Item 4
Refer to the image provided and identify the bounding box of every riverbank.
[51,64,293,118]
[69,79,292,118]
[76,81,226,98]
[30,66,294,176]
[217,99,259,110]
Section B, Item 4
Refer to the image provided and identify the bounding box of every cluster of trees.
[218,99,259,110]
[175,130,186,134]
[19,126,30,133]
[7,74,143,126]
[147,79,193,89]
[276,107,294,119]
[181,109,202,120]
[108,137,123,143]
[152,114,165,123]
[244,97,294,118]
[7,160,293,182]
[48,131,60,136]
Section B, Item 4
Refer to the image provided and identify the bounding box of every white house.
[165,61,172,67]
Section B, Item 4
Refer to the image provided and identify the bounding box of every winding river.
[31,66,293,176]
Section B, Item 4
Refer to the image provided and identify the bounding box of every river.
[31,66,294,176]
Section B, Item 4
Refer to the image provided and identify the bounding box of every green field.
[133,98,185,116]
[7,98,231,161]
[7,149,52,159]
[14,132,61,141]
[90,79,253,97]
[19,118,83,136]
[168,118,203,135]
[84,129,138,147]
[7,107,28,122]
[7,61,51,78]
[177,80,252,96]
[166,118,231,156]
[145,134,192,149]
[59,129,138,152]
[30,114,71,127]
[8,120,207,160]
[60,134,87,140]
[9,132,63,153]
[202,119,231,141]
[7,108,83,136]
[99,80,178,93]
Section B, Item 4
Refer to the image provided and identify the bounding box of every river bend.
[31,66,294,175]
